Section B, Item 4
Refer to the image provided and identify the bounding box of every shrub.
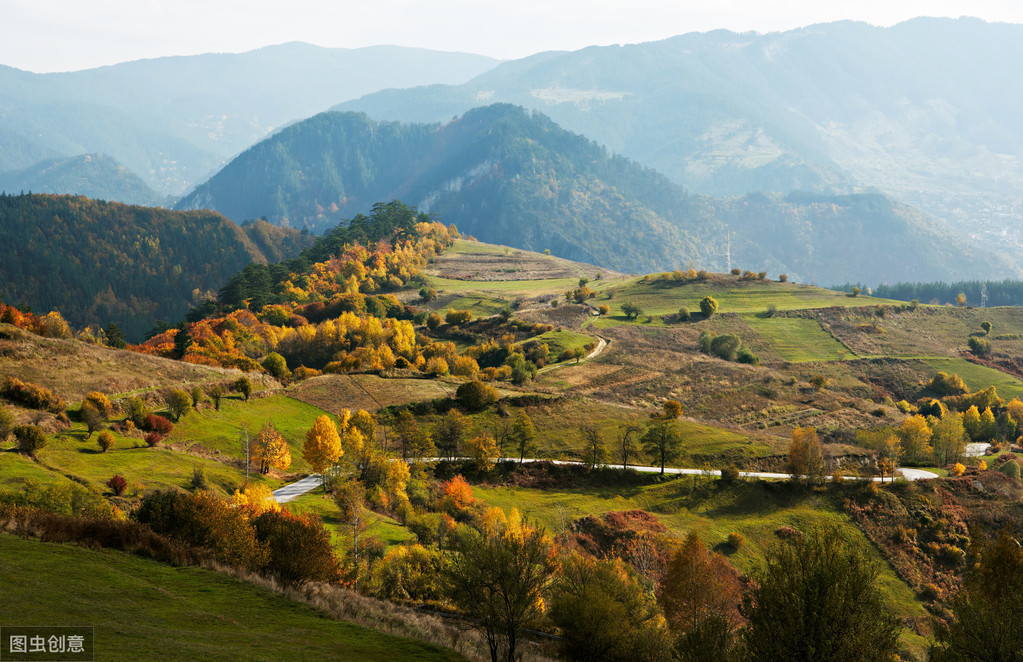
[999,460,1021,480]
[445,309,473,325]
[106,475,128,496]
[981,321,992,335]
[952,462,966,476]
[709,334,741,361]
[730,268,741,276]
[262,352,291,381]
[737,348,759,365]
[1,376,66,412]
[14,425,47,455]
[678,307,691,322]
[234,376,253,401]
[97,431,115,453]
[968,336,992,357]
[727,532,745,550]
[700,296,718,318]
[126,396,149,426]
[371,544,443,603]
[598,305,610,316]
[165,389,192,421]
[83,391,112,417]
[191,467,208,490]
[719,465,741,484]
[779,274,788,282]
[143,414,173,435]
[426,312,442,330]
[145,432,163,447]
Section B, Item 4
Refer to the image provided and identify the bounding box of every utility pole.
[981,282,989,308]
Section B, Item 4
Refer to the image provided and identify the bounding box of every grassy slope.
[741,317,853,362]
[923,358,1023,399]
[0,534,461,662]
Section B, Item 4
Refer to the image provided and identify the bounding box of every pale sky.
[4,0,1023,73]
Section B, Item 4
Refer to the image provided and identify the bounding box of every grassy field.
[923,358,1023,399]
[743,316,855,362]
[286,491,417,549]
[526,328,595,360]
[0,534,461,662]
[289,374,462,414]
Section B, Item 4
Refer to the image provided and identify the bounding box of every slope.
[0,194,313,340]
[0,153,168,206]
[0,44,499,195]
[177,105,1018,284]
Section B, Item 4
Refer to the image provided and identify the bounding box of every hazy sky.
[4,0,1023,73]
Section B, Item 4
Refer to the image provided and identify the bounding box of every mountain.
[0,44,500,197]
[0,153,168,206]
[176,104,1019,284]
[334,19,1023,253]
[0,193,313,340]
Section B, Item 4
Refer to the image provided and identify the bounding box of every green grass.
[591,277,905,323]
[0,534,461,662]
[525,329,595,360]
[170,394,331,471]
[428,275,579,296]
[923,358,1023,399]
[286,492,417,549]
[743,317,855,362]
[471,480,927,625]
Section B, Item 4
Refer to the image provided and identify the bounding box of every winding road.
[272,459,939,503]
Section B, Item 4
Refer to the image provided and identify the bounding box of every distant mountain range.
[0,154,168,207]
[335,18,1023,254]
[0,43,500,196]
[176,104,1019,285]
[0,194,312,339]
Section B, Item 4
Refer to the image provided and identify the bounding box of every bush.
[709,334,741,361]
[678,307,691,322]
[234,376,253,400]
[97,431,115,453]
[191,467,208,490]
[251,509,341,586]
[999,460,1021,480]
[106,475,128,496]
[719,465,741,484]
[145,432,163,447]
[779,274,788,282]
[1,376,65,412]
[727,532,745,550]
[700,296,718,318]
[165,389,192,421]
[83,391,112,417]
[968,336,992,357]
[14,425,47,455]
[126,396,149,426]
[737,348,759,365]
[445,309,473,325]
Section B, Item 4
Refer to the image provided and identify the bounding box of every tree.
[433,409,472,459]
[445,309,473,325]
[426,312,442,330]
[97,430,115,453]
[549,554,671,662]
[642,418,682,474]
[897,415,934,465]
[80,401,104,438]
[262,351,291,381]
[464,432,500,472]
[392,409,435,460]
[303,415,343,479]
[618,420,643,469]
[443,512,557,662]
[931,532,1023,662]
[700,296,718,318]
[956,292,967,307]
[877,433,903,482]
[741,526,901,662]
[981,320,992,335]
[621,302,642,320]
[510,412,537,463]
[456,380,498,412]
[932,412,967,465]
[968,336,992,357]
[234,376,253,401]
[662,400,682,420]
[253,422,292,474]
[105,322,127,348]
[189,386,204,408]
[0,404,13,441]
[334,480,371,590]
[205,384,224,411]
[581,424,609,468]
[660,533,742,661]
[709,334,741,361]
[787,427,825,486]
[165,388,192,422]
[83,391,112,417]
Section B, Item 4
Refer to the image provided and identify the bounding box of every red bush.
[144,432,163,447]
[106,475,128,496]
[143,414,173,434]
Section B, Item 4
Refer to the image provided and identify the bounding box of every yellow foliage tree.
[253,422,292,475]
[303,414,343,476]
[897,415,934,465]
[464,432,500,472]
[230,483,280,516]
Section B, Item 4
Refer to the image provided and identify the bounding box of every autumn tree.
[262,351,291,382]
[549,554,671,662]
[510,412,537,462]
[15,425,47,455]
[456,380,498,412]
[97,430,115,453]
[433,409,472,459]
[392,409,435,460]
[621,302,642,320]
[877,433,903,482]
[700,296,718,318]
[787,426,825,486]
[932,412,967,465]
[80,401,104,438]
[234,376,253,401]
[897,415,934,465]
[741,526,901,662]
[303,414,343,481]
[443,511,557,662]
[465,432,500,472]
[253,422,292,474]
[660,533,743,662]
[205,384,225,411]
[931,532,1023,662]
[981,320,992,335]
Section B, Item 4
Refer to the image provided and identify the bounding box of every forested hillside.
[0,153,167,206]
[178,104,1018,284]
[0,194,312,339]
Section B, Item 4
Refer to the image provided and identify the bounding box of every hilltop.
[177,105,1016,284]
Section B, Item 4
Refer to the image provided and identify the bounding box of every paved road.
[271,458,939,503]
